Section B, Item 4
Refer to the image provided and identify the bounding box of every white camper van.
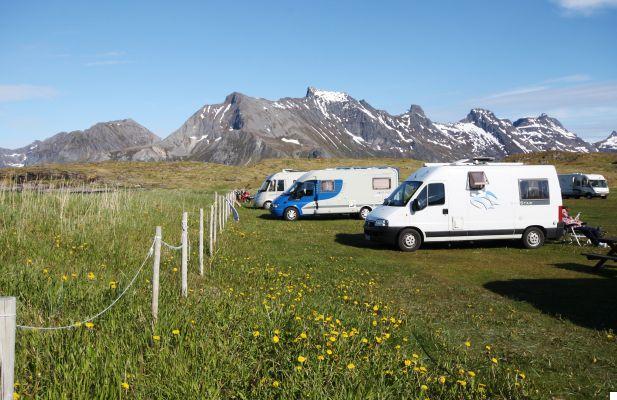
[271,166,399,221]
[558,173,609,199]
[364,160,564,251]
[254,169,306,209]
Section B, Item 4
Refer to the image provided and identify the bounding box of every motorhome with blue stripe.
[270,167,399,221]
[364,159,565,251]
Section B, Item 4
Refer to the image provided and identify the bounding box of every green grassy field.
[1,153,616,399]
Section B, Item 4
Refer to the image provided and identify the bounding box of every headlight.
[374,219,388,227]
[272,203,279,208]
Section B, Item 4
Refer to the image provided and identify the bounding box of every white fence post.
[152,226,162,323]
[181,212,188,298]
[199,208,204,276]
[0,297,16,400]
[209,204,214,256]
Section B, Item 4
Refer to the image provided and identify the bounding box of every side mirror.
[411,199,419,212]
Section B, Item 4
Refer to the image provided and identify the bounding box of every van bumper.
[546,223,565,240]
[363,225,399,244]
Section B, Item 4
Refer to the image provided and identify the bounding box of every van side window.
[277,180,285,191]
[320,180,335,192]
[372,177,391,190]
[519,179,550,204]
[268,180,276,191]
[468,171,488,190]
[304,181,315,197]
[428,183,445,206]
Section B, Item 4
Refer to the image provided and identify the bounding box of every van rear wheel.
[398,229,422,252]
[359,207,371,220]
[522,227,545,249]
[284,207,298,221]
[263,201,272,210]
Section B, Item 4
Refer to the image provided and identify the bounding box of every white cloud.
[0,84,58,102]
[85,60,132,67]
[554,0,617,13]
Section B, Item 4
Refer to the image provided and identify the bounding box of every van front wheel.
[284,207,298,221]
[522,227,545,249]
[263,201,272,210]
[398,229,422,252]
[359,207,371,220]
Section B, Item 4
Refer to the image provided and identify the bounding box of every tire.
[585,193,593,199]
[397,229,422,252]
[359,207,371,220]
[283,207,298,221]
[263,201,272,210]
[522,227,545,249]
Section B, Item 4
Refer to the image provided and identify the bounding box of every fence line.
[2,189,240,399]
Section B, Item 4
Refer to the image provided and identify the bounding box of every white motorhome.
[364,160,564,251]
[271,166,399,221]
[254,169,306,209]
[558,173,609,199]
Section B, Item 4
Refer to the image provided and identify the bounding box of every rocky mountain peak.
[305,87,349,103]
[408,104,426,117]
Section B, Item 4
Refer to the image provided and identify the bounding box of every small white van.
[271,166,399,220]
[364,159,564,251]
[254,169,305,209]
[558,173,609,199]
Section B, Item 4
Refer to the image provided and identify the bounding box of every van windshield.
[589,180,607,188]
[383,181,423,206]
[285,181,301,196]
[258,179,271,192]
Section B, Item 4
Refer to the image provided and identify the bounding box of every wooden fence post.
[209,204,214,256]
[0,297,16,400]
[181,212,188,298]
[152,226,162,323]
[199,208,204,276]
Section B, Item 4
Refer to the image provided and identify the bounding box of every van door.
[411,182,449,239]
[315,179,342,214]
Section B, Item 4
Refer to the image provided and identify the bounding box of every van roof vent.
[471,156,495,164]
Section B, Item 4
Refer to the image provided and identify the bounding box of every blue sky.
[1,0,616,148]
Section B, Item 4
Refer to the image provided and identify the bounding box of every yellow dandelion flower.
[300,332,307,339]
[152,335,160,341]
[109,281,117,289]
[404,359,412,367]
[468,371,476,377]
[491,357,498,364]
[85,322,94,329]
[272,335,280,344]
[485,345,492,351]
[121,382,129,390]
[274,329,280,335]
[326,349,333,355]
[347,363,355,370]
[421,384,428,391]
[71,272,77,278]
[297,355,306,363]
[456,380,467,387]
[295,365,303,371]
[361,337,368,344]
[253,330,260,337]
[329,336,337,342]
[172,267,178,272]
[43,269,49,274]
[373,305,379,312]
[172,329,180,335]
[317,355,325,361]
[519,372,526,380]
[438,376,446,384]
[87,272,95,280]
[272,380,280,388]
[464,341,471,348]
[62,275,68,281]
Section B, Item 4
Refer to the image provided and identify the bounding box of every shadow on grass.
[554,262,617,278]
[484,278,617,330]
[335,233,393,250]
[335,234,526,251]
[258,213,363,222]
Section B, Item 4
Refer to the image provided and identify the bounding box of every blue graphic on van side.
[271,179,343,217]
[470,190,499,209]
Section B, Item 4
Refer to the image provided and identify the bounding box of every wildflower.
[329,336,337,342]
[300,332,307,339]
[491,357,498,364]
[85,322,94,329]
[272,335,280,344]
[468,371,476,377]
[109,281,117,289]
[13,393,19,400]
[373,305,379,312]
[438,376,446,384]
[297,355,306,363]
[87,272,95,280]
[485,345,492,352]
[295,365,303,371]
[71,273,77,278]
[464,340,471,348]
[253,330,260,337]
[172,267,178,272]
[421,384,428,391]
[317,355,325,361]
[347,363,355,370]
[43,269,49,274]
[152,335,160,341]
[62,275,68,281]
[326,349,333,355]
[607,333,614,340]
[404,359,412,367]
[172,329,180,336]
[518,372,526,380]
[272,380,280,388]
[121,382,129,390]
[274,329,280,335]
[361,337,368,344]
[456,380,467,387]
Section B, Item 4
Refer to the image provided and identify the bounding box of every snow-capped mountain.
[118,88,598,165]
[596,131,617,152]
[0,119,159,167]
[1,88,607,168]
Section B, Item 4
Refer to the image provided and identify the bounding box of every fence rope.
[161,241,182,250]
[16,238,156,331]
